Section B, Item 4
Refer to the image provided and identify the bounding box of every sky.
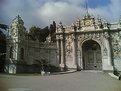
[0,0,121,29]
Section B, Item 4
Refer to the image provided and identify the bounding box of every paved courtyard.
[0,71,121,91]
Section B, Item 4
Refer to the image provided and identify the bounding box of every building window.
[10,46,13,58]
[20,48,24,60]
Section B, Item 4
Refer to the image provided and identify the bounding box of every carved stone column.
[107,38,113,66]
[72,34,81,71]
[104,32,113,66]
[77,36,84,70]
[56,39,61,64]
[60,35,67,70]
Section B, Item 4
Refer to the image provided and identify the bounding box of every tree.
[0,30,6,55]
[0,24,8,30]
[50,21,56,42]
[0,30,6,72]
[29,26,41,41]
[29,26,49,42]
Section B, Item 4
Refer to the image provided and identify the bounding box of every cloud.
[0,0,121,29]
[1,0,42,28]
[38,1,85,26]
[109,0,121,20]
[91,0,121,22]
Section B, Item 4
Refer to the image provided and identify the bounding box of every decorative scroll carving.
[111,32,121,58]
[103,48,108,56]
[56,22,65,33]
[95,16,103,29]
[9,15,26,41]
[56,35,60,40]
[78,32,104,44]
[65,35,72,56]
[77,32,108,57]
[59,35,63,40]
[72,34,76,40]
[103,21,109,29]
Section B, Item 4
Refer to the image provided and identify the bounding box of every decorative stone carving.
[103,20,109,29]
[95,16,103,29]
[111,32,121,58]
[9,15,26,39]
[103,48,108,56]
[103,32,109,39]
[56,22,65,33]
[71,23,77,31]
[75,18,81,29]
[82,15,95,28]
[59,35,63,40]
[65,35,72,56]
[72,34,76,40]
[55,14,121,71]
[56,35,60,40]
[118,16,121,28]
[11,28,18,37]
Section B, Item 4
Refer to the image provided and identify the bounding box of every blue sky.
[87,0,111,8]
[0,0,121,29]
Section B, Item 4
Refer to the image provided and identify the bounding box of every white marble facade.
[5,14,121,73]
[5,15,58,73]
[56,14,121,71]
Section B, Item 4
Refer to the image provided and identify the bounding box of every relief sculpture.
[111,33,121,58]
[65,35,72,56]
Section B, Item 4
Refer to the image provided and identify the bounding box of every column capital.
[72,34,76,40]
[60,35,64,40]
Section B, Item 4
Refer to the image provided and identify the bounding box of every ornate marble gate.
[56,14,116,71]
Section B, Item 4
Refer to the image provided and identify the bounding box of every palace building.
[5,14,121,74]
[56,14,121,72]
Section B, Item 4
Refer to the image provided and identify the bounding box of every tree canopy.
[29,26,49,42]
[0,30,6,53]
[29,21,56,42]
[0,30,6,72]
[50,21,56,42]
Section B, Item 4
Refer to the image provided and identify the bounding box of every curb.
[108,73,121,80]
[51,70,77,75]
[0,70,77,76]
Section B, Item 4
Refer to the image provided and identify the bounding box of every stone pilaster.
[72,34,81,71]
[56,39,61,64]
[104,32,113,66]
[60,36,67,70]
[107,38,113,66]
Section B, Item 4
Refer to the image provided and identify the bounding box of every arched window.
[10,46,13,58]
[20,48,24,60]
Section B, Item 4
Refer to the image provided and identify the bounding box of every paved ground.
[0,71,121,91]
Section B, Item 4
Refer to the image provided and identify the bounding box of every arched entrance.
[82,40,102,70]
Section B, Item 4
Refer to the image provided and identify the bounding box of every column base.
[64,65,68,71]
[59,64,68,71]
[77,66,81,71]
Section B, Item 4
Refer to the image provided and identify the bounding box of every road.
[0,71,121,91]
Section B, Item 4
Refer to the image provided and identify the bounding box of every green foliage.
[29,26,49,42]
[29,21,56,42]
[50,21,56,42]
[0,31,6,53]
[0,30,6,72]
[39,26,50,42]
[0,24,8,30]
